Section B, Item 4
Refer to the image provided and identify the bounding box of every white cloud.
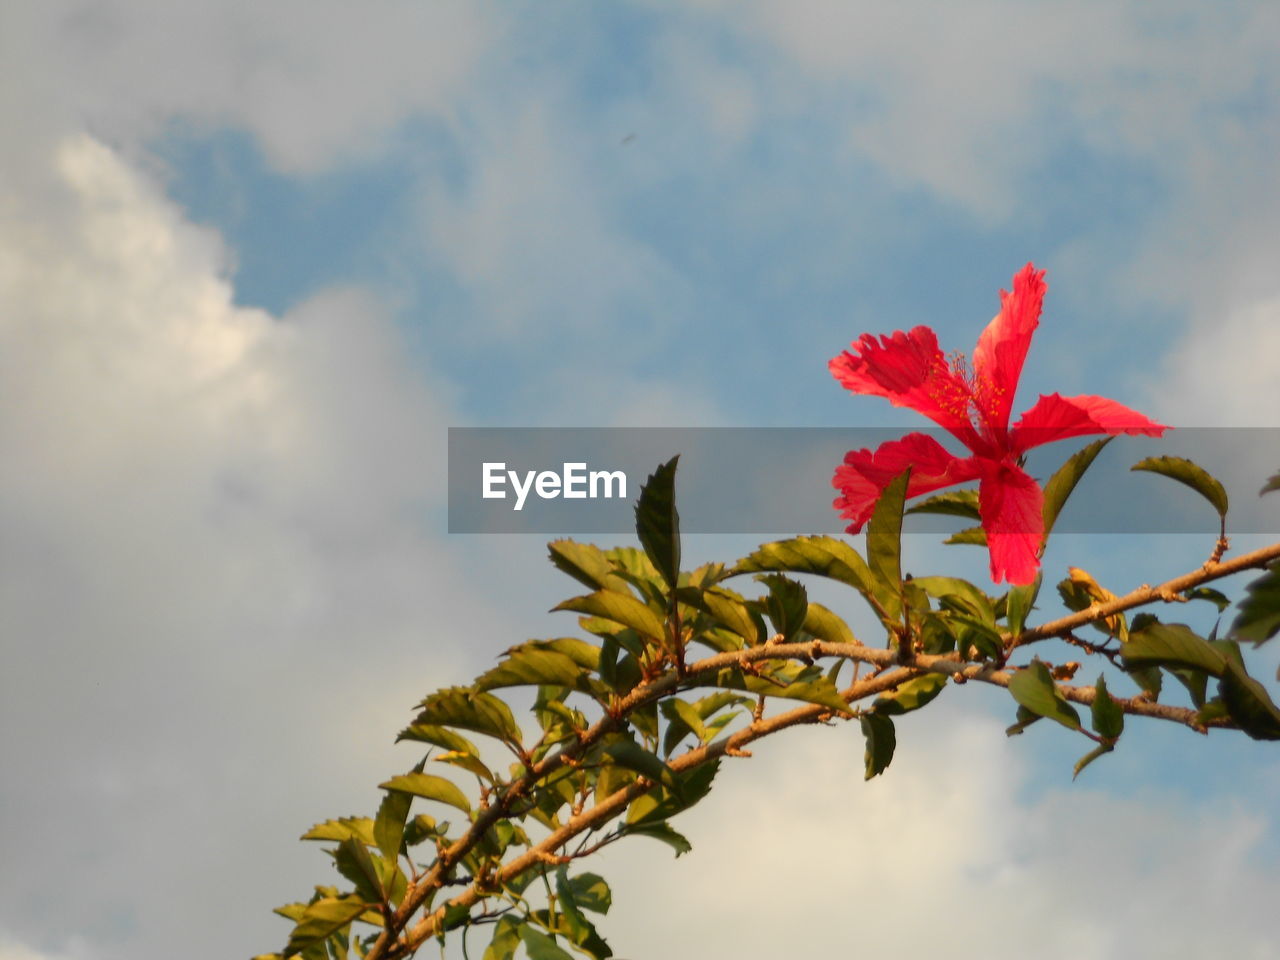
[2,0,499,173]
[0,134,523,958]
[1149,297,1280,426]
[595,709,1280,959]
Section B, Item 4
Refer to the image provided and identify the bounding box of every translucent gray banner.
[448,428,1280,535]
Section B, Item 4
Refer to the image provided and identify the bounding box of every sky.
[2,2,1279,958]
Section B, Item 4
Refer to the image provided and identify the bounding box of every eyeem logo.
[482,462,628,511]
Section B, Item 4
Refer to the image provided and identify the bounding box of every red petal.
[978,461,1045,585]
[1010,393,1169,453]
[829,326,978,443]
[973,263,1045,431]
[833,432,982,532]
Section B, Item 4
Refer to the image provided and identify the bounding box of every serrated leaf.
[1230,561,1280,647]
[873,673,948,716]
[475,647,586,692]
[1132,455,1229,519]
[395,723,480,755]
[334,837,386,903]
[547,540,630,593]
[374,774,414,860]
[905,488,981,520]
[1072,743,1114,779]
[301,818,376,845]
[1042,438,1112,538]
[635,456,681,591]
[379,773,471,813]
[1008,660,1081,730]
[867,468,909,618]
[860,713,896,779]
[757,574,809,641]
[733,535,877,597]
[910,576,996,623]
[1090,674,1124,740]
[283,898,369,958]
[699,586,761,645]
[413,688,523,746]
[624,821,693,856]
[1123,622,1227,676]
[945,525,987,546]
[555,590,666,641]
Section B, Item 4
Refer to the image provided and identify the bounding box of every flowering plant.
[830,264,1167,584]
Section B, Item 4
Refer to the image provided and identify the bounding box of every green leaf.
[624,821,693,856]
[555,590,666,641]
[910,576,996,623]
[379,773,471,813]
[1185,586,1232,613]
[283,898,368,958]
[413,688,523,746]
[519,927,576,960]
[564,872,612,914]
[867,468,909,618]
[1042,438,1112,538]
[1260,470,1280,496]
[395,723,480,755]
[733,536,876,598]
[699,587,761,645]
[1008,660,1081,730]
[1219,657,1280,740]
[660,698,708,751]
[1072,743,1114,780]
[373,765,416,860]
[555,868,613,958]
[475,647,586,692]
[873,673,948,716]
[484,916,523,960]
[860,714,896,780]
[1005,572,1042,636]
[1123,622,1227,676]
[1005,704,1041,736]
[1131,455,1229,520]
[301,817,376,845]
[1230,561,1280,647]
[548,540,630,593]
[757,574,809,641]
[626,761,719,825]
[802,602,859,645]
[603,737,682,796]
[634,456,682,591]
[905,489,980,520]
[1090,674,1124,740]
[333,837,386,903]
[945,525,987,546]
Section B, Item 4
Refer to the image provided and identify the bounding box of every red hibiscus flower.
[830,263,1168,585]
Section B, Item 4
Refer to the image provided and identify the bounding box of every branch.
[1010,540,1280,650]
